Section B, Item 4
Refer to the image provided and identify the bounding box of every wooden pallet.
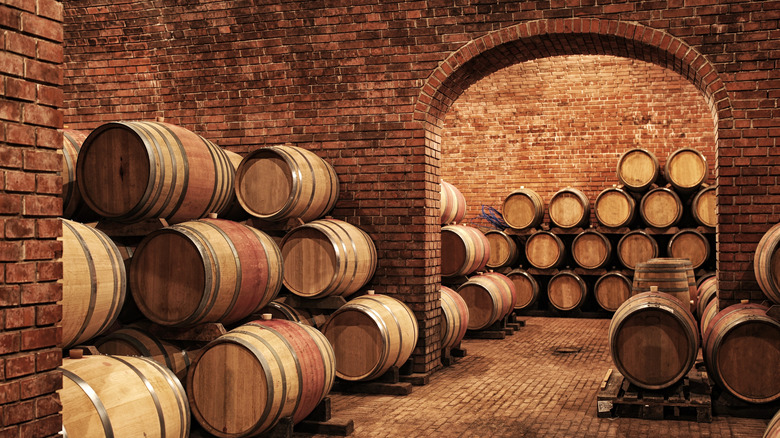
[596,368,712,422]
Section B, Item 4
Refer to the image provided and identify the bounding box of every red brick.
[4,170,35,193]
[4,352,36,378]
[3,400,35,425]
[18,370,61,399]
[37,0,64,22]
[22,150,59,172]
[34,393,61,418]
[36,84,63,107]
[0,147,23,169]
[20,282,60,304]
[20,12,62,43]
[0,332,20,355]
[20,327,58,350]
[0,242,22,262]
[0,51,24,77]
[5,307,35,330]
[35,219,60,239]
[4,219,35,239]
[21,103,62,128]
[21,195,61,217]
[4,78,35,102]
[0,286,20,307]
[34,261,61,282]
[0,100,22,123]
[4,123,36,146]
[35,173,61,195]
[0,382,19,405]
[22,240,58,261]
[18,414,62,438]
[4,262,35,284]
[34,304,60,327]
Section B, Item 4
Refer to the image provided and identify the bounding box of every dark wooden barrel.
[594,272,632,312]
[696,276,718,319]
[321,293,417,382]
[76,121,234,224]
[61,129,99,221]
[616,230,658,270]
[440,286,470,350]
[235,145,339,222]
[129,218,283,326]
[668,228,710,270]
[699,298,719,339]
[188,318,335,436]
[616,148,660,192]
[691,184,717,228]
[61,219,126,348]
[440,179,467,225]
[639,187,683,228]
[485,230,520,269]
[281,218,377,298]
[61,355,189,438]
[594,186,636,228]
[217,149,251,221]
[703,303,780,403]
[754,221,780,304]
[609,292,699,390]
[502,187,544,230]
[572,229,612,270]
[765,407,780,438]
[94,326,191,380]
[506,269,540,310]
[632,258,695,312]
[441,224,490,277]
[547,271,587,312]
[456,273,514,330]
[549,187,590,229]
[525,230,565,269]
[665,147,708,193]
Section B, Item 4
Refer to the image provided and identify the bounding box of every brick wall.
[441,54,717,223]
[60,1,780,373]
[1,1,64,437]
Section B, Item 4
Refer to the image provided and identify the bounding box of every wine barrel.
[632,258,695,312]
[112,242,146,324]
[129,218,283,326]
[235,145,339,222]
[616,230,659,270]
[440,179,467,225]
[525,230,565,270]
[506,269,540,310]
[754,222,780,304]
[609,292,699,390]
[440,286,470,350]
[321,293,417,381]
[456,273,514,330]
[61,219,126,348]
[691,185,717,228]
[765,408,780,438]
[485,230,520,269]
[441,224,490,277]
[547,271,587,312]
[616,148,660,192]
[594,186,636,228]
[594,271,632,312]
[281,218,377,298]
[696,276,718,319]
[549,187,590,229]
[571,229,612,270]
[703,304,780,403]
[188,318,335,437]
[665,147,708,193]
[699,298,719,339]
[696,271,715,288]
[94,326,190,380]
[668,228,711,270]
[76,121,233,224]
[217,150,251,221]
[256,300,327,329]
[502,187,544,230]
[61,355,189,438]
[639,187,683,228]
[61,129,99,221]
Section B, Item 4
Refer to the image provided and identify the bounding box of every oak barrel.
[94,326,190,380]
[616,148,660,192]
[440,286,470,350]
[549,187,590,229]
[616,230,658,270]
[456,273,514,330]
[188,319,335,437]
[632,258,695,312]
[668,228,710,270]
[321,293,418,381]
[235,145,339,222]
[506,269,540,310]
[281,218,377,298]
[440,179,467,225]
[639,187,683,228]
[696,275,718,319]
[665,147,708,193]
[61,355,189,438]
[61,219,126,348]
[765,408,780,438]
[485,230,520,269]
[609,292,699,390]
[699,299,719,339]
[594,272,632,312]
[594,186,636,228]
[441,224,490,277]
[502,187,544,230]
[703,303,780,403]
[571,229,612,270]
[61,129,98,221]
[76,121,233,224]
[754,221,780,304]
[691,185,717,228]
[216,149,251,221]
[525,230,565,270]
[256,300,327,329]
[547,271,587,312]
[129,218,283,326]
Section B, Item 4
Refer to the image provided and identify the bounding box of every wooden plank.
[296,419,355,436]
[332,380,413,396]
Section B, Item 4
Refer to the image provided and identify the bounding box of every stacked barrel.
[492,147,715,316]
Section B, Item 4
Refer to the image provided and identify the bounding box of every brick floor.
[302,317,772,438]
